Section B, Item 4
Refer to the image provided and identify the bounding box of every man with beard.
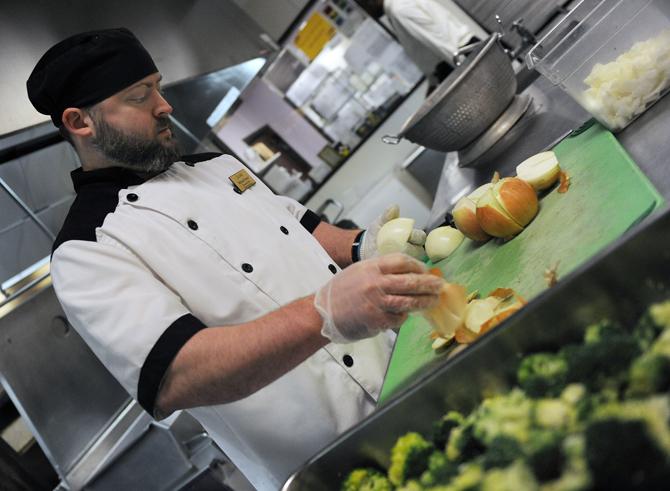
[26,28,441,489]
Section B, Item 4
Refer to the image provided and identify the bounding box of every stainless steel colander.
[383,33,516,152]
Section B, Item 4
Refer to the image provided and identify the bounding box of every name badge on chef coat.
[229,169,256,193]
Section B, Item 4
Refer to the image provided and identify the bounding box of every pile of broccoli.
[341,299,670,491]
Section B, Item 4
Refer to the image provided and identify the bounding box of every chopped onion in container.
[582,30,670,130]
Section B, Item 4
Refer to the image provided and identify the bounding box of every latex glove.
[315,253,443,343]
[359,205,427,261]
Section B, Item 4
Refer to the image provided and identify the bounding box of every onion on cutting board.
[452,183,493,242]
[425,226,464,263]
[516,151,561,191]
[476,178,539,238]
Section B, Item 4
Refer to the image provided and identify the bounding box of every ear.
[61,108,94,138]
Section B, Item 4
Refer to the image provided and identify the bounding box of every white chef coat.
[50,154,394,490]
[384,0,473,79]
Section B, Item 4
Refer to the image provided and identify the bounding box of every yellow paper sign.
[293,12,336,61]
[229,169,256,193]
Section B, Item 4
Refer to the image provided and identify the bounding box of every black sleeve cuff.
[137,313,207,416]
[300,209,322,234]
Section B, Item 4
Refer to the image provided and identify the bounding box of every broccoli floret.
[445,422,485,463]
[471,389,535,446]
[561,333,641,390]
[650,301,670,329]
[559,383,587,405]
[432,411,465,450]
[482,435,523,469]
[633,300,670,350]
[342,468,393,491]
[626,352,670,398]
[525,430,565,482]
[570,387,619,424]
[592,396,670,454]
[440,462,484,491]
[651,328,670,358]
[395,481,422,491]
[533,398,573,431]
[583,319,625,344]
[585,419,670,490]
[481,461,539,491]
[517,353,568,398]
[419,451,457,487]
[540,434,592,491]
[388,432,434,486]
[584,397,670,490]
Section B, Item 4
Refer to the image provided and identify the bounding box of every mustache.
[156,118,172,132]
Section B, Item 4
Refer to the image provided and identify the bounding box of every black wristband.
[351,230,365,263]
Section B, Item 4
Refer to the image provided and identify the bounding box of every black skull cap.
[27,27,158,127]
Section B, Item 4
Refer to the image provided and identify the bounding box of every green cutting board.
[379,121,664,403]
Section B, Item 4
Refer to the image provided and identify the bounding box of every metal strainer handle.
[382,134,401,145]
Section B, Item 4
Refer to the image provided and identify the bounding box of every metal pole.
[0,177,56,241]
[0,272,50,309]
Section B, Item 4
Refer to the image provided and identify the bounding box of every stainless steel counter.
[424,75,670,229]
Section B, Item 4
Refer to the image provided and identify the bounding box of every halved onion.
[516,151,561,191]
[493,178,538,227]
[476,178,538,238]
[425,226,464,262]
[453,196,490,242]
[469,182,494,201]
[476,187,524,238]
[452,183,493,242]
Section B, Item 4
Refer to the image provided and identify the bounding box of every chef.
[357,0,477,89]
[26,28,443,489]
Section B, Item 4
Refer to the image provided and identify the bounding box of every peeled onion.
[452,183,492,242]
[425,226,464,262]
[516,151,561,191]
[377,217,426,259]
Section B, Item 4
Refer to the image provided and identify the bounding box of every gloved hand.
[315,253,443,343]
[359,205,427,261]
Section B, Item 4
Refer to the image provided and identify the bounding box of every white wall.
[0,0,270,136]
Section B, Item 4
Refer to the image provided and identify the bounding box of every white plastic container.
[527,0,670,131]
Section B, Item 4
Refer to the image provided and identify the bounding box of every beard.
[90,115,181,174]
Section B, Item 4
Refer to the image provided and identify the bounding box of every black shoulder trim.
[52,185,122,254]
[300,209,321,234]
[180,153,223,166]
[137,313,207,416]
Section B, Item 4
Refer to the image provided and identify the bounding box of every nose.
[154,91,173,118]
